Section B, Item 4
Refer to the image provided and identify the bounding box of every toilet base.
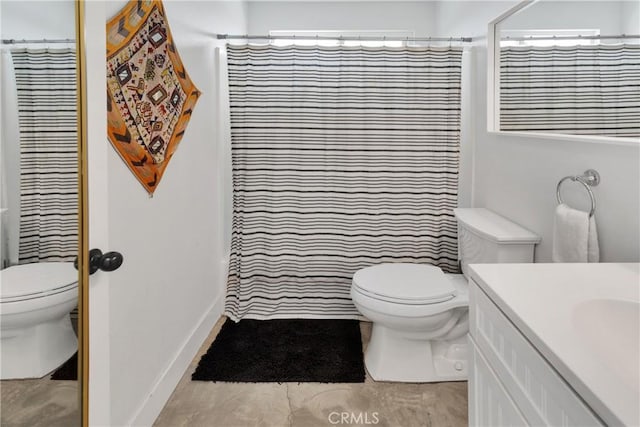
[365,324,468,382]
[1,314,77,380]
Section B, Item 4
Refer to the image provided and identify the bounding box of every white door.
[83,2,232,425]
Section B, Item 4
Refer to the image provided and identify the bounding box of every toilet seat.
[0,262,77,303]
[352,263,457,305]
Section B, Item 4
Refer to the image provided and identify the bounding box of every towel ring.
[556,169,600,217]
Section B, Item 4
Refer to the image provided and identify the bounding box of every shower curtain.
[225,45,462,320]
[500,44,640,138]
[10,48,78,263]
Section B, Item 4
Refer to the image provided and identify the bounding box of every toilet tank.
[453,208,541,277]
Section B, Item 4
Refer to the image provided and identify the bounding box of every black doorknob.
[100,251,123,272]
[74,249,124,274]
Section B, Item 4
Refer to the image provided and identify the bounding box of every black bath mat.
[192,319,365,383]
[51,352,77,380]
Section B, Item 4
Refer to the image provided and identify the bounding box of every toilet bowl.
[1,262,78,379]
[351,208,540,382]
[352,263,470,382]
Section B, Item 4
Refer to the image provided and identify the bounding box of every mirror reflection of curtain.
[500,44,640,138]
[10,48,77,264]
[225,45,462,320]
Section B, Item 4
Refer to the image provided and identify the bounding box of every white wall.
[500,1,625,33]
[431,0,637,38]
[86,1,246,425]
[247,1,437,35]
[622,0,640,35]
[471,1,640,262]
[164,1,241,255]
[432,1,518,37]
[0,1,75,40]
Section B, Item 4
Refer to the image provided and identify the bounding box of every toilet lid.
[0,262,77,301]
[352,263,456,304]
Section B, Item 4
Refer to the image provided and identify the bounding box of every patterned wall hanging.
[106,0,200,195]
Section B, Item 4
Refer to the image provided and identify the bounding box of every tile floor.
[154,317,468,427]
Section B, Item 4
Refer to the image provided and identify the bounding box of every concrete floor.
[154,318,468,427]
[0,376,79,427]
[0,318,468,427]
[0,317,80,427]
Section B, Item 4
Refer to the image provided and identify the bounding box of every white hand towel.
[552,203,599,263]
[587,214,599,263]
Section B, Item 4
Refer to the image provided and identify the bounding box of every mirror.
[1,1,82,426]
[489,0,640,142]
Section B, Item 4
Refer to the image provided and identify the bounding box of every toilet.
[351,208,540,382]
[1,262,78,379]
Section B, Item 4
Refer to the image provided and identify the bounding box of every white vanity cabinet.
[468,279,604,427]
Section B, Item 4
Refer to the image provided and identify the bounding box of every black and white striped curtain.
[225,45,462,320]
[11,48,78,263]
[500,44,640,138]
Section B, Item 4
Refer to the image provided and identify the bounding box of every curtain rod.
[216,34,474,43]
[2,38,75,45]
[501,34,640,42]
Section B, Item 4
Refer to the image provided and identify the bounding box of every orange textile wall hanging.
[106,0,200,195]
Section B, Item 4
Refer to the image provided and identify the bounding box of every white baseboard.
[127,290,225,426]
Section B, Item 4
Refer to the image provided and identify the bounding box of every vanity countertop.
[468,263,640,427]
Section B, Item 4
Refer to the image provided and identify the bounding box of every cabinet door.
[470,281,604,426]
[470,338,528,427]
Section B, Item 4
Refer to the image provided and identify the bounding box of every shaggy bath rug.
[192,319,365,383]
